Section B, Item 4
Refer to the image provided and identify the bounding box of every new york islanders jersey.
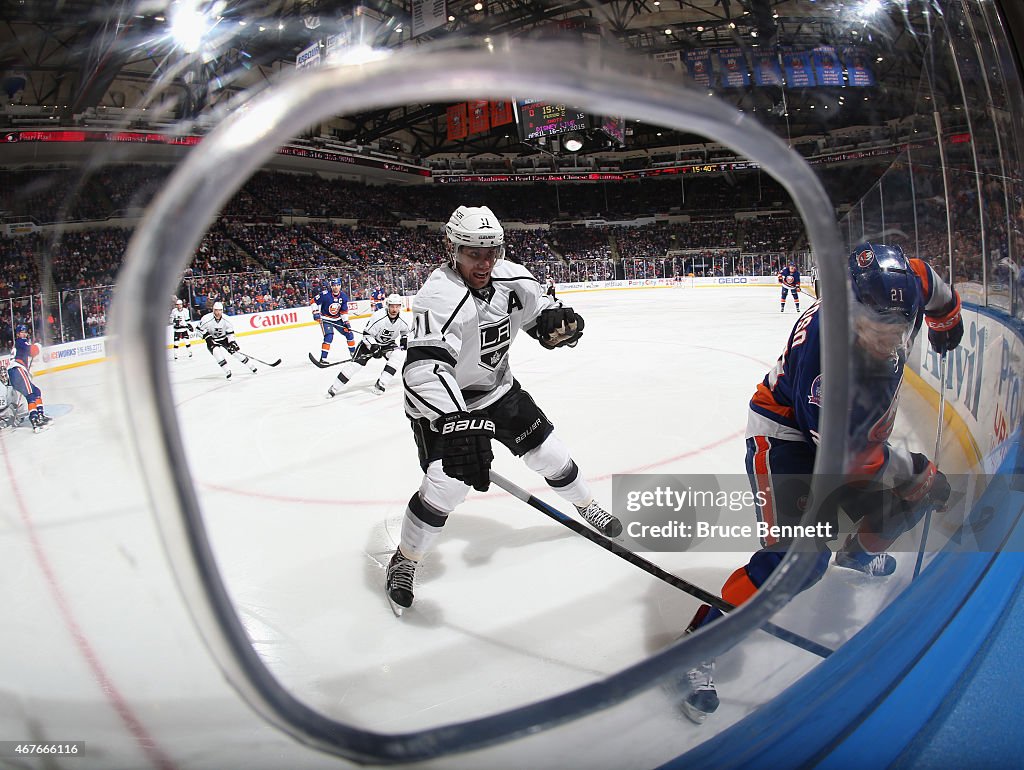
[362,307,411,348]
[403,261,556,423]
[197,312,235,343]
[778,266,801,288]
[311,288,350,324]
[747,300,916,485]
[13,336,33,368]
[748,257,955,486]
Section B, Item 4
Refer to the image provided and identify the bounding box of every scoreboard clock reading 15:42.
[514,100,590,141]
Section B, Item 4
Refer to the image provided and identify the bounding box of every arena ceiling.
[0,1,947,158]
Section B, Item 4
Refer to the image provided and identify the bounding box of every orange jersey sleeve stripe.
[751,382,795,421]
[909,258,932,300]
[722,566,760,607]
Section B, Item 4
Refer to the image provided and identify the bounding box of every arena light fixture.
[169,0,216,53]
[562,132,584,152]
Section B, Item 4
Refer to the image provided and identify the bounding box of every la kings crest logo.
[479,316,512,371]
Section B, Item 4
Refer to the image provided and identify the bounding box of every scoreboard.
[514,100,589,141]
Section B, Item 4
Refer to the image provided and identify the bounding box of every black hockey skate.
[679,660,720,725]
[386,549,417,616]
[834,535,896,576]
[575,501,622,538]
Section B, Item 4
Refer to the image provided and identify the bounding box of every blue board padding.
[659,442,1024,770]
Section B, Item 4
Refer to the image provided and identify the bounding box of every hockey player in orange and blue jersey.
[8,324,49,432]
[371,286,386,312]
[777,261,801,312]
[676,243,964,724]
[309,278,356,367]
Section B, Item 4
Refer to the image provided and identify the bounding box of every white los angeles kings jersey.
[197,312,235,342]
[0,382,28,422]
[403,260,557,424]
[362,307,411,347]
[169,307,191,328]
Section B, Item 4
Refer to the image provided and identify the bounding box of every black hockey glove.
[896,453,951,511]
[400,336,408,351]
[928,320,963,354]
[226,340,240,354]
[204,334,216,352]
[532,307,585,349]
[440,411,494,492]
[926,294,963,354]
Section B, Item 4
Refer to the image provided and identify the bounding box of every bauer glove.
[440,411,494,492]
[531,307,585,349]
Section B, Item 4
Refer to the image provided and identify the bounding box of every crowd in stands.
[1,164,798,226]
[3,159,1021,346]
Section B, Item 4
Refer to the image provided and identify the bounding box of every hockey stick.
[913,351,947,579]
[244,352,282,367]
[309,352,348,368]
[309,331,404,368]
[489,471,833,659]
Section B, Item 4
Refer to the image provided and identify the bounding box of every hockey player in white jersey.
[196,302,257,379]
[385,205,621,614]
[169,299,193,359]
[327,294,410,397]
[0,363,29,431]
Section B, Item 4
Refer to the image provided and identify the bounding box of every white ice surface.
[0,286,958,769]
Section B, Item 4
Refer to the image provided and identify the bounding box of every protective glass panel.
[1,1,1022,767]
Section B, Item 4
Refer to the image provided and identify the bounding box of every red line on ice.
[0,436,178,770]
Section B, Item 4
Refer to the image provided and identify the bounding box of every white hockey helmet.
[175,298,183,307]
[445,205,504,266]
[213,301,224,311]
[386,294,402,306]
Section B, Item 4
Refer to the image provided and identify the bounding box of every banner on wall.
[717,47,750,88]
[490,100,514,127]
[653,50,683,74]
[782,49,816,87]
[685,49,713,87]
[467,99,490,135]
[841,47,876,86]
[752,52,784,86]
[446,103,467,141]
[411,0,447,37]
[812,46,844,86]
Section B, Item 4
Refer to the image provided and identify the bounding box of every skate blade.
[387,595,406,617]
[681,701,709,725]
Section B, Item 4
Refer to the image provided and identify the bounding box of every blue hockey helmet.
[848,243,923,321]
[14,324,28,334]
[330,278,342,288]
[848,242,923,362]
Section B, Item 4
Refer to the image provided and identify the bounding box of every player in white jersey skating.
[326,294,410,396]
[169,299,193,359]
[385,205,621,615]
[196,302,257,379]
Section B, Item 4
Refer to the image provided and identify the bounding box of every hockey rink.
[0,285,958,769]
